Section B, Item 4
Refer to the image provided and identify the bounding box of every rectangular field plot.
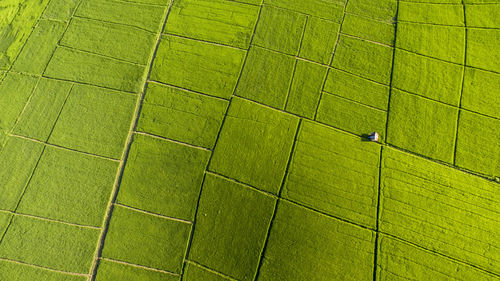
[0,215,99,273]
[324,68,390,110]
[102,205,191,273]
[44,47,147,93]
[282,121,380,228]
[189,174,276,281]
[316,93,387,140]
[0,259,86,281]
[60,17,156,65]
[117,134,210,221]
[257,201,375,281]
[138,83,229,149]
[75,0,167,33]
[95,260,179,281]
[387,89,458,163]
[462,67,500,119]
[209,98,299,194]
[380,147,500,275]
[17,146,118,227]
[377,235,500,281]
[455,110,499,178]
[235,47,295,109]
[165,0,259,49]
[332,35,393,85]
[0,137,44,211]
[396,22,465,64]
[151,35,246,99]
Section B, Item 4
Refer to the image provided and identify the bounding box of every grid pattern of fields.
[0,0,499,280]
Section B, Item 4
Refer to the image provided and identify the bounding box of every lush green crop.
[0,0,498,280]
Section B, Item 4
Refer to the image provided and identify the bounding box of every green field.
[0,0,499,280]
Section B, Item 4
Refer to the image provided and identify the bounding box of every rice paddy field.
[0,0,499,280]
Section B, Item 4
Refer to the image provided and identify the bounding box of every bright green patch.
[317,93,387,139]
[342,14,395,45]
[138,83,229,149]
[346,0,397,21]
[0,216,99,273]
[189,174,275,281]
[332,35,393,85]
[48,84,136,159]
[60,17,156,65]
[257,201,375,281]
[117,134,210,220]
[466,4,500,28]
[253,5,306,55]
[264,0,345,22]
[397,22,465,64]
[387,89,458,163]
[44,47,146,93]
[0,260,86,281]
[17,146,118,227]
[210,98,299,194]
[285,60,328,119]
[165,0,259,49]
[102,205,191,273]
[467,28,500,72]
[96,260,180,281]
[0,73,39,145]
[456,110,499,177]
[392,49,463,106]
[283,121,380,228]
[42,0,80,21]
[0,0,50,70]
[398,2,464,25]
[324,68,390,110]
[235,47,295,109]
[298,17,340,65]
[0,137,44,211]
[380,147,500,275]
[11,19,66,75]
[0,212,12,238]
[462,67,500,119]
[183,262,232,281]
[13,79,73,141]
[377,235,500,281]
[151,35,246,99]
[75,0,167,32]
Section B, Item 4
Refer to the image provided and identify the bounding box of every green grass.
[387,89,459,163]
[48,84,137,159]
[209,98,299,194]
[392,49,463,105]
[138,82,229,149]
[285,60,328,118]
[11,19,66,75]
[0,0,50,69]
[0,260,86,281]
[380,147,500,275]
[189,174,276,281]
[117,133,210,220]
[151,35,246,99]
[16,146,118,227]
[102,205,191,273]
[0,0,499,280]
[253,5,307,55]
[96,259,179,281]
[0,215,99,273]
[235,47,295,109]
[257,201,375,281]
[283,121,380,228]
